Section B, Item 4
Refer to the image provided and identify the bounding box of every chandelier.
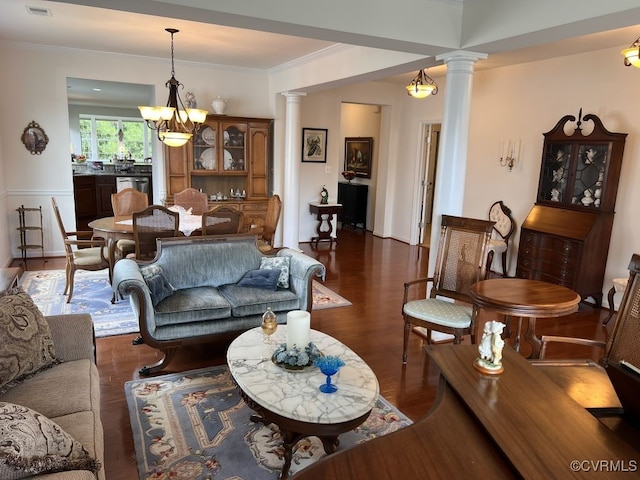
[139,28,208,147]
[622,36,640,68]
[406,68,438,98]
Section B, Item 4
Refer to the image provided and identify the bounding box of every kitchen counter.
[72,163,152,176]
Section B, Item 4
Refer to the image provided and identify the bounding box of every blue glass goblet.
[314,356,345,394]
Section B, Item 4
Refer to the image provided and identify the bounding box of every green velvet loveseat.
[112,235,325,375]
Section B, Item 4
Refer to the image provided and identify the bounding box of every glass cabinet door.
[193,125,218,171]
[538,142,572,204]
[222,123,247,173]
[569,143,607,208]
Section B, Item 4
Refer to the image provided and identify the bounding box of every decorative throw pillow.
[0,402,101,479]
[260,256,291,289]
[0,291,56,395]
[238,269,281,291]
[140,265,175,307]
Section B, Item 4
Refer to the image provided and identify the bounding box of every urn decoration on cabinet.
[516,110,627,307]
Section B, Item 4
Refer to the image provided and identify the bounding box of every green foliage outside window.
[79,115,152,161]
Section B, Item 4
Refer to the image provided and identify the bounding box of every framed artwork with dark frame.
[302,128,328,163]
[344,137,373,178]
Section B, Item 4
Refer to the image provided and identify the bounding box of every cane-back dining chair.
[251,194,282,253]
[111,188,149,257]
[201,206,244,235]
[173,187,209,215]
[131,205,180,261]
[51,197,111,303]
[486,200,515,277]
[402,215,495,364]
[531,253,640,417]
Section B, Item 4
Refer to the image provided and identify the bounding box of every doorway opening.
[417,123,441,247]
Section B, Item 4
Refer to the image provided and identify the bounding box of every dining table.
[88,212,210,265]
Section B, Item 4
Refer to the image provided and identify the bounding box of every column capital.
[282,92,307,102]
[436,50,488,65]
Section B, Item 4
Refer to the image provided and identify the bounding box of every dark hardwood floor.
[15,228,614,480]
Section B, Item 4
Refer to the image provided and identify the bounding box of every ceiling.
[2,1,640,106]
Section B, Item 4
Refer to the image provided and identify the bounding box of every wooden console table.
[309,203,342,248]
[291,346,638,479]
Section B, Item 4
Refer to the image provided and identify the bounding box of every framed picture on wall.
[302,128,328,163]
[344,137,373,178]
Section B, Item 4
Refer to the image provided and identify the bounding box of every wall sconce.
[622,36,640,67]
[499,140,521,172]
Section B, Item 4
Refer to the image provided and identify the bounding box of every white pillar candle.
[286,310,310,349]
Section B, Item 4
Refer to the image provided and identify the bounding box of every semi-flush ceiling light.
[139,28,208,148]
[406,69,439,98]
[622,36,640,68]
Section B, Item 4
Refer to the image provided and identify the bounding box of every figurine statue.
[185,91,197,109]
[474,320,506,375]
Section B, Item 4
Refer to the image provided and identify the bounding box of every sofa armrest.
[278,248,326,311]
[46,314,96,363]
[112,258,156,340]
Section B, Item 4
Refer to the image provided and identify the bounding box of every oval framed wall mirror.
[21,121,49,155]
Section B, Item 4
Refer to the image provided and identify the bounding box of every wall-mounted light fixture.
[622,36,640,67]
[406,69,438,98]
[499,140,521,172]
[139,28,208,147]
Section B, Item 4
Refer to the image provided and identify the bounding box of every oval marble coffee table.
[227,326,379,479]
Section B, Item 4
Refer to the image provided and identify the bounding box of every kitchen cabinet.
[338,182,368,229]
[516,112,627,306]
[96,175,116,217]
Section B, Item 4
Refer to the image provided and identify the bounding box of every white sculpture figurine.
[474,320,506,375]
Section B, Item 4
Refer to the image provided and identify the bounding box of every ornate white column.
[281,92,306,249]
[429,51,487,272]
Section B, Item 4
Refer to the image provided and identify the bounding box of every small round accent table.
[469,278,581,358]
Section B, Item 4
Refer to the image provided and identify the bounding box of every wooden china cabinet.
[164,114,273,231]
[516,111,627,306]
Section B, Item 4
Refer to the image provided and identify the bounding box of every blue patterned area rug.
[19,269,138,338]
[125,365,412,480]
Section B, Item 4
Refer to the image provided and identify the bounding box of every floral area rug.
[311,281,352,309]
[19,269,138,338]
[125,365,411,480]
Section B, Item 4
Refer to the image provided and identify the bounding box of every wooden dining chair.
[51,197,111,303]
[131,205,180,261]
[250,194,282,253]
[201,206,244,235]
[173,188,209,215]
[531,253,640,417]
[402,215,495,364]
[111,188,149,257]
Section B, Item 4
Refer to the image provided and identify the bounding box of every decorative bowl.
[342,170,356,182]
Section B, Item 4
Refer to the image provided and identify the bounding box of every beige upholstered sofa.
[0,299,104,480]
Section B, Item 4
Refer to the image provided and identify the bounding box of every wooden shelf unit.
[16,205,45,268]
[164,114,273,231]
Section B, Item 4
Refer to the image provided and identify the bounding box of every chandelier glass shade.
[622,37,640,68]
[406,68,438,98]
[139,28,208,148]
